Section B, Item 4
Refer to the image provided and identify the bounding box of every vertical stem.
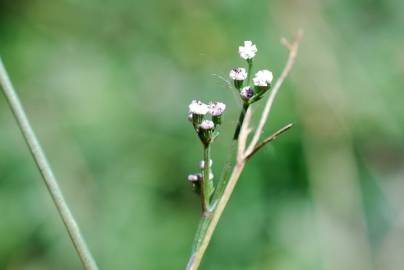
[246,59,253,84]
[233,103,249,140]
[233,58,253,141]
[201,145,211,213]
[0,58,99,270]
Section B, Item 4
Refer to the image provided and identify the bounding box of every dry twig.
[245,30,303,156]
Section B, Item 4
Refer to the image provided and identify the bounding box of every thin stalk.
[0,58,99,270]
[233,58,253,141]
[211,141,237,203]
[201,145,211,213]
[246,58,253,83]
[233,102,249,140]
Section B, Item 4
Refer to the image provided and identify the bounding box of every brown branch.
[245,30,303,156]
[245,123,294,160]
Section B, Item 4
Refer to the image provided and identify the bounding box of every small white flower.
[199,159,213,169]
[240,86,254,101]
[189,100,209,115]
[253,70,273,87]
[188,174,199,182]
[199,120,215,130]
[208,102,226,116]
[239,41,257,60]
[229,67,247,81]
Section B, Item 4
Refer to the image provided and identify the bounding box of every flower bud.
[240,86,254,101]
[187,174,200,182]
[200,120,215,130]
[189,100,209,115]
[209,102,226,125]
[253,70,273,94]
[198,120,215,146]
[189,100,209,126]
[188,174,202,194]
[239,41,257,60]
[229,67,247,89]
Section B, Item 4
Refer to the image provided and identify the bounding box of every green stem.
[233,102,249,140]
[246,58,253,84]
[0,58,99,270]
[189,141,236,258]
[212,142,236,202]
[201,145,211,213]
[233,59,253,141]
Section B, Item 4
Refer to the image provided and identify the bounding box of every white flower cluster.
[189,100,226,117]
[227,41,274,102]
[253,70,273,87]
[239,41,257,60]
[186,40,277,196]
[188,100,226,145]
[229,67,247,81]
[208,102,226,116]
[189,100,209,115]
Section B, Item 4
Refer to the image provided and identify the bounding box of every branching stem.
[186,31,303,270]
[245,123,294,160]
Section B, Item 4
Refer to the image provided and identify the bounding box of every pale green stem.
[246,58,253,84]
[0,58,99,270]
[201,145,211,213]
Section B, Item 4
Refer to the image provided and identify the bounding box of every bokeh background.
[1,0,404,269]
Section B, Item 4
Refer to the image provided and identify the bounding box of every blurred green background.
[1,0,404,269]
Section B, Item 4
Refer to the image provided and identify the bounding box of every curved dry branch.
[245,123,293,160]
[245,30,303,156]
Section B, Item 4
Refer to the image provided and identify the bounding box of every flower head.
[189,100,209,115]
[229,67,247,81]
[239,41,257,60]
[200,120,215,130]
[208,102,226,116]
[240,86,254,101]
[253,70,273,87]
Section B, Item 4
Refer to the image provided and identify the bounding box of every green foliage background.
[1,0,404,269]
